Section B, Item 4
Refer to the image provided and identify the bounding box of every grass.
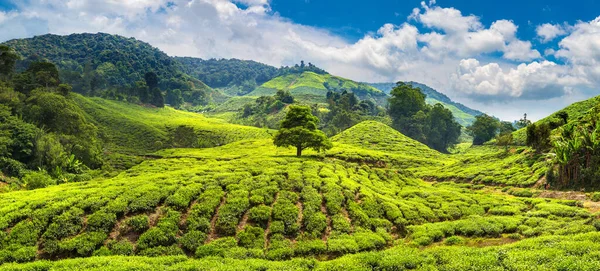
[426,98,476,127]
[72,94,271,155]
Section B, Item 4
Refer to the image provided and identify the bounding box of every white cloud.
[1,0,599,120]
[410,7,540,61]
[503,40,541,61]
[536,23,567,43]
[452,58,585,101]
[554,16,600,84]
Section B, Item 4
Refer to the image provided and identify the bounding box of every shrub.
[87,211,117,233]
[180,231,207,252]
[331,214,351,233]
[6,220,39,246]
[109,240,134,256]
[136,228,176,250]
[195,237,237,258]
[304,212,327,237]
[327,235,359,254]
[42,208,84,241]
[138,245,184,257]
[248,205,271,228]
[266,247,294,260]
[125,215,149,233]
[23,171,56,190]
[354,231,386,251]
[295,239,326,256]
[237,226,265,249]
[269,221,285,235]
[591,193,600,202]
[58,232,108,256]
[444,236,465,245]
[186,216,211,233]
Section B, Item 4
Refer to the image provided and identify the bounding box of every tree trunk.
[296,147,302,157]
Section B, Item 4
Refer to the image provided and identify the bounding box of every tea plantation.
[1,114,600,270]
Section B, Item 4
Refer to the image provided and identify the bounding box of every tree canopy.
[273,105,332,156]
[388,82,461,152]
[467,114,500,145]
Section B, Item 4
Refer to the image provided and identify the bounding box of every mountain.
[175,57,279,96]
[368,82,484,126]
[2,33,221,103]
[249,71,388,105]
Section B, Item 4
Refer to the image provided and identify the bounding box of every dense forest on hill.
[2,33,216,106]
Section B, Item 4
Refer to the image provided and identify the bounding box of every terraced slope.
[0,133,594,266]
[247,72,387,105]
[74,94,270,153]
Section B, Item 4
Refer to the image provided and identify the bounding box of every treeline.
[315,90,385,135]
[388,83,461,152]
[178,57,327,96]
[176,57,279,95]
[239,89,384,135]
[0,45,102,190]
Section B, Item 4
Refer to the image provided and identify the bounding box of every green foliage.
[179,231,207,252]
[369,81,484,126]
[176,57,278,93]
[468,114,500,145]
[87,211,116,233]
[273,105,332,156]
[388,82,461,152]
[249,205,271,228]
[23,171,55,190]
[125,215,150,233]
[237,226,265,249]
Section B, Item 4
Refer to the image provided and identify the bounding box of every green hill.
[2,33,223,103]
[512,94,600,145]
[249,72,388,105]
[368,82,484,126]
[175,57,279,96]
[0,122,595,268]
[332,121,438,156]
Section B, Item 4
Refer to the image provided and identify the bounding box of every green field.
[247,72,387,105]
[2,103,600,269]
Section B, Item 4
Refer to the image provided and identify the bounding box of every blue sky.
[0,0,599,121]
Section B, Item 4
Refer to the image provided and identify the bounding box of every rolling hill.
[247,72,388,106]
[0,117,596,269]
[368,82,484,126]
[1,33,224,103]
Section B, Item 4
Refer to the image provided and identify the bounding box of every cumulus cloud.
[452,58,585,101]
[1,0,598,118]
[410,6,540,61]
[554,16,600,83]
[536,23,567,43]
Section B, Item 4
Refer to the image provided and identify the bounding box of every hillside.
[248,72,388,105]
[512,94,600,144]
[1,33,224,103]
[0,121,597,268]
[176,57,279,96]
[368,82,484,126]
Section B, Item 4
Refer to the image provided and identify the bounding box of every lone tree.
[274,105,332,156]
[467,114,500,145]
